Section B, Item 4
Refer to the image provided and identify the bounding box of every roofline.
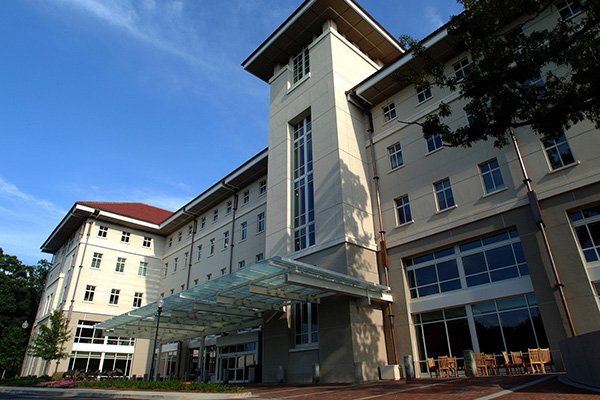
[40,203,85,253]
[351,24,451,104]
[242,0,403,71]
[160,148,268,227]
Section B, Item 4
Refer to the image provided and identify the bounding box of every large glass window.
[405,229,529,299]
[293,116,315,251]
[569,205,600,265]
[294,302,318,346]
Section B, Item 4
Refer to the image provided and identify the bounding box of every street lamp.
[22,321,29,330]
[149,298,164,381]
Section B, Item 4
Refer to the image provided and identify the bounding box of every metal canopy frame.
[97,257,392,342]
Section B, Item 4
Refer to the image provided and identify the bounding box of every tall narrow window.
[226,201,233,214]
[209,239,215,255]
[259,180,267,195]
[178,232,182,242]
[388,143,403,170]
[188,225,193,236]
[395,195,412,225]
[292,48,310,84]
[138,262,147,277]
[115,257,126,273]
[480,159,506,194]
[435,178,455,211]
[542,134,575,170]
[294,302,318,346]
[184,252,189,267]
[91,253,102,269]
[453,58,470,81]
[109,289,120,305]
[164,263,168,276]
[238,260,245,269]
[83,285,95,302]
[197,245,202,261]
[257,213,265,233]
[213,210,219,222]
[256,253,264,263]
[243,190,250,204]
[223,231,229,249]
[293,116,315,251]
[241,222,248,241]
[174,258,178,272]
[427,133,443,153]
[569,205,600,264]
[201,217,206,228]
[133,292,143,308]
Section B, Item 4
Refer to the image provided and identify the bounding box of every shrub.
[75,380,245,392]
[0,376,51,387]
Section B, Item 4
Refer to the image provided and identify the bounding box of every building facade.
[26,0,600,383]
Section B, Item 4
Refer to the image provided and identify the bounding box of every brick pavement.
[235,375,599,400]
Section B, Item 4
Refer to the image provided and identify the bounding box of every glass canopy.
[97,256,392,342]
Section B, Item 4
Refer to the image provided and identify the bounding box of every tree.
[28,310,72,375]
[394,0,600,147]
[0,249,49,376]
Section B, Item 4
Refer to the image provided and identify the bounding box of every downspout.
[184,210,198,290]
[509,128,576,337]
[67,209,99,322]
[367,111,399,365]
[61,220,86,309]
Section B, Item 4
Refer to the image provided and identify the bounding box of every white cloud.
[0,177,65,218]
[425,7,444,30]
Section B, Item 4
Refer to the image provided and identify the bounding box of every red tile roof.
[77,202,173,224]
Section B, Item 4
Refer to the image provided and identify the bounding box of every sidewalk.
[1,374,599,399]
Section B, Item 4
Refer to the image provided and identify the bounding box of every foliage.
[28,310,72,373]
[394,0,600,147]
[0,249,49,374]
[75,379,246,392]
[0,375,51,387]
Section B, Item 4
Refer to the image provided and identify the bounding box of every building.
[25,0,600,383]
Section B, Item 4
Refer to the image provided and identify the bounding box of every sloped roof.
[77,202,173,225]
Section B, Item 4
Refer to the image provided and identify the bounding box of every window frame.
[83,285,95,302]
[453,58,470,81]
[395,194,413,225]
[91,253,102,269]
[416,84,433,103]
[427,133,443,153]
[292,48,310,84]
[133,292,143,308]
[542,134,576,170]
[121,231,131,243]
[241,221,248,241]
[259,180,267,195]
[387,143,404,170]
[115,257,126,273]
[142,236,152,248]
[109,289,120,305]
[97,226,108,238]
[556,0,583,19]
[434,178,456,211]
[138,262,148,277]
[257,213,265,233]
[479,159,506,195]
[383,103,397,123]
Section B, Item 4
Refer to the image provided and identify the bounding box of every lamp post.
[149,298,164,381]
[22,321,29,330]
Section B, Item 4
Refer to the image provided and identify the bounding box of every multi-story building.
[26,0,600,384]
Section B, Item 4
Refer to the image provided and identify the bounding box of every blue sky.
[0,0,463,265]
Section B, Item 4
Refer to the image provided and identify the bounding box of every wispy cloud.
[0,177,65,217]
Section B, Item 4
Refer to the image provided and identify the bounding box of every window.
[121,232,130,243]
[178,232,182,242]
[557,0,583,19]
[292,48,310,84]
[226,201,232,214]
[542,135,575,170]
[142,236,152,248]
[109,289,120,305]
[168,238,172,248]
[243,190,250,204]
[201,217,206,228]
[427,133,443,153]
[453,58,470,81]
[405,229,529,298]
[480,159,506,194]
[416,84,432,103]
[197,245,202,261]
[569,205,600,264]
[223,231,230,248]
[91,253,102,269]
[594,282,600,297]
[238,260,245,269]
[256,253,264,263]
[138,262,147,277]
[465,109,474,126]
[294,302,318,346]
[98,226,108,238]
[164,263,168,276]
[259,180,267,195]
[207,273,212,281]
[257,213,265,233]
[221,267,227,276]
[174,258,178,272]
[184,252,189,267]
[395,195,412,225]
[83,285,95,302]
[388,143,403,170]
[213,210,219,222]
[434,178,455,211]
[133,292,143,308]
[115,257,126,273]
[194,279,199,286]
[293,116,315,251]
[209,239,215,255]
[383,103,397,122]
[188,225,193,236]
[241,222,247,241]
